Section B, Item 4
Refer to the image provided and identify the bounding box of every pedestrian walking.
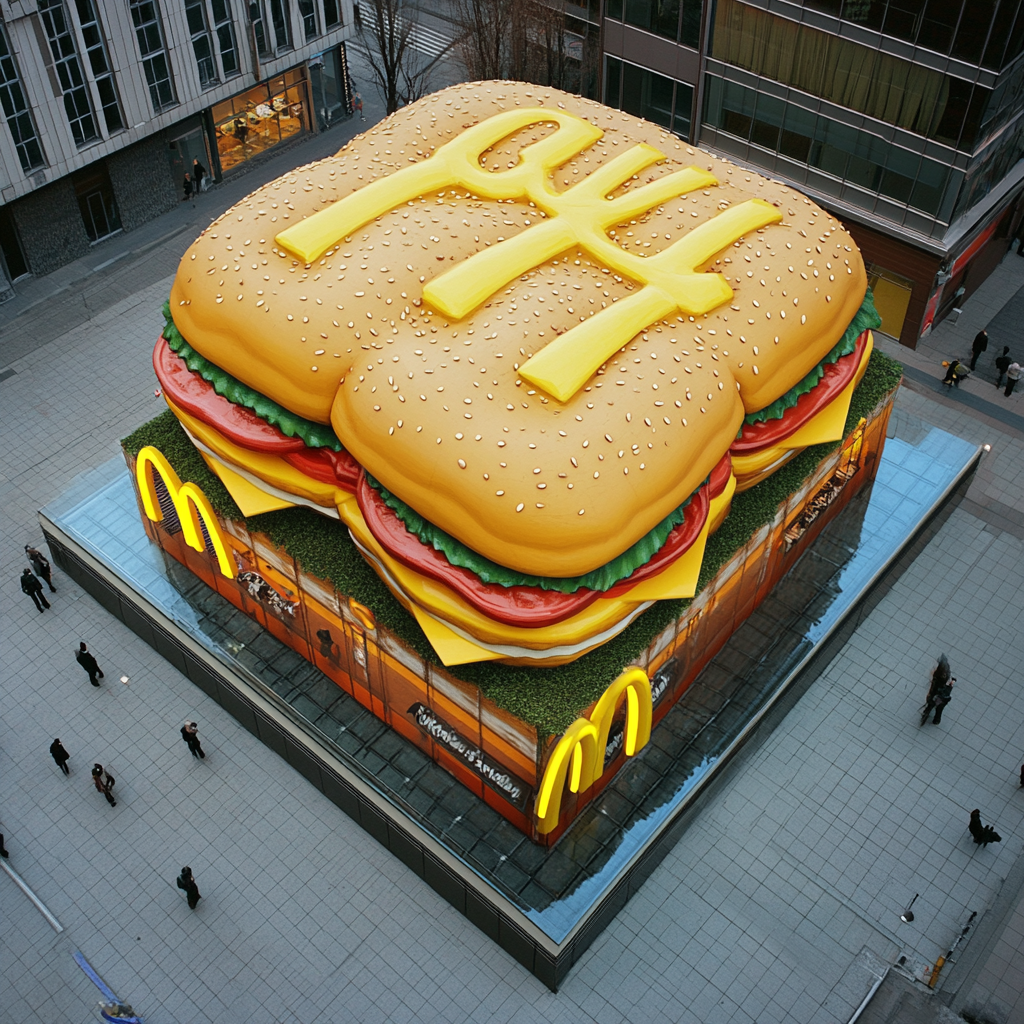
[50,738,70,775]
[1005,361,1022,396]
[920,654,952,725]
[20,568,50,612]
[921,677,954,724]
[75,642,104,686]
[969,808,1001,847]
[353,91,365,120]
[91,764,116,807]
[0,832,8,858]
[995,346,1012,387]
[176,866,201,909]
[942,358,967,387]
[969,329,988,370]
[180,721,205,759]
[25,545,56,592]
[182,172,194,203]
[192,158,207,193]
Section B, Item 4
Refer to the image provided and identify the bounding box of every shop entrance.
[212,68,308,175]
[73,167,121,244]
[169,125,213,193]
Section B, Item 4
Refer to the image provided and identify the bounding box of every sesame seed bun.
[168,81,866,578]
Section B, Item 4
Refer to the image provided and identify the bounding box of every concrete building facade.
[600,0,1024,348]
[0,0,355,297]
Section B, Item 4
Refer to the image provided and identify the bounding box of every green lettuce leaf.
[367,474,695,594]
[162,302,342,451]
[742,290,882,427]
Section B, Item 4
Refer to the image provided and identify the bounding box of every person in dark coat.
[921,678,954,724]
[970,329,989,370]
[969,809,1001,847]
[180,721,205,759]
[20,568,49,611]
[942,358,967,387]
[91,764,116,806]
[25,545,56,592]
[50,739,70,775]
[995,347,1012,387]
[176,866,201,909]
[192,158,206,193]
[75,642,104,686]
[182,172,194,202]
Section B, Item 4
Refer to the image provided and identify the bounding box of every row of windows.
[710,0,1024,156]
[0,0,344,175]
[605,0,703,50]
[703,75,958,219]
[604,55,695,140]
[804,0,1024,73]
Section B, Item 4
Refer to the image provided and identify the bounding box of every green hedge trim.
[742,290,882,427]
[366,473,695,594]
[122,349,902,736]
[162,302,342,451]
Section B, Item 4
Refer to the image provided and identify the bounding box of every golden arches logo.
[135,446,236,580]
[535,667,653,834]
[275,107,782,403]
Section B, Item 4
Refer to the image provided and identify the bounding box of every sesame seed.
[516,503,524,512]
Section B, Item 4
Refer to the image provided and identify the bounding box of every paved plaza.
[3,109,1024,1023]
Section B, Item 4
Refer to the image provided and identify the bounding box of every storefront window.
[212,70,308,174]
[310,46,349,129]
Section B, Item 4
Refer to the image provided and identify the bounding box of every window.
[607,0,701,47]
[185,0,217,86]
[324,0,342,28]
[73,0,123,133]
[249,1,273,57]
[0,22,45,172]
[39,0,98,145]
[703,74,957,219]
[298,0,319,40]
[604,56,694,140]
[129,0,177,112]
[270,0,293,50]
[211,0,239,77]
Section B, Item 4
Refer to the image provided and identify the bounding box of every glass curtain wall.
[604,55,694,139]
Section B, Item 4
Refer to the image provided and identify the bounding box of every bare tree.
[358,0,462,114]
[452,0,590,93]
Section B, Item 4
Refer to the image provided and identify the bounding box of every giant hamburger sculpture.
[155,82,879,667]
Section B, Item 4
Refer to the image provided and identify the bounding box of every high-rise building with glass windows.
[601,0,1024,347]
[0,0,355,299]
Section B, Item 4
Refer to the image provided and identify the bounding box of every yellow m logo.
[535,667,653,834]
[135,446,236,580]
[276,108,782,403]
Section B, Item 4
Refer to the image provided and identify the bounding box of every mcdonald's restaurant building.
[0,0,355,300]
[601,0,1024,348]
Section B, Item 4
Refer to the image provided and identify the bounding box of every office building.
[601,0,1024,348]
[0,0,355,299]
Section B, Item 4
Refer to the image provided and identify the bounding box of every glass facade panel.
[298,0,319,40]
[604,56,694,140]
[129,0,177,111]
[0,22,46,171]
[623,0,680,41]
[712,0,984,151]
[324,0,342,28]
[212,0,240,78]
[212,72,308,174]
[703,74,967,222]
[39,0,98,146]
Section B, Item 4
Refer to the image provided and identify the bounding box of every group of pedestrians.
[182,157,208,203]
[918,654,1011,850]
[959,330,1022,396]
[15,538,211,909]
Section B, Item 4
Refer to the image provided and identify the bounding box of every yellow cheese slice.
[200,452,297,515]
[621,475,735,601]
[408,604,506,664]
